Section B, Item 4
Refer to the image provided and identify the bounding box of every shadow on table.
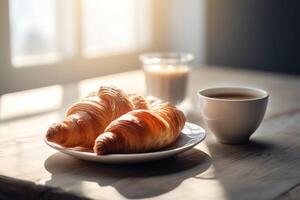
[44,149,211,199]
[206,138,300,199]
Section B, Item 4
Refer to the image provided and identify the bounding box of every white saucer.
[45,122,206,164]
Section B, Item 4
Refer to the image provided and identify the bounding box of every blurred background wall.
[205,0,300,74]
[157,0,206,65]
[164,0,300,74]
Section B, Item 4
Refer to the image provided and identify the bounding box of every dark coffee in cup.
[207,93,257,100]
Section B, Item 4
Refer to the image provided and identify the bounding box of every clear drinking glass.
[139,52,194,105]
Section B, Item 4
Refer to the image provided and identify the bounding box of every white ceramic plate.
[45,122,206,164]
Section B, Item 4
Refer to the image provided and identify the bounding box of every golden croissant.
[46,86,149,148]
[94,102,186,155]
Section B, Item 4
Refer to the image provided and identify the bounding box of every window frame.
[0,0,153,95]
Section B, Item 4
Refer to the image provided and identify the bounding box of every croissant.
[93,102,186,155]
[46,86,149,148]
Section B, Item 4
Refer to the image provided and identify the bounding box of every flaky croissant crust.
[46,86,149,148]
[94,103,186,155]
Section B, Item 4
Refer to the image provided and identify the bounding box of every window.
[82,0,138,57]
[0,0,151,95]
[10,0,59,67]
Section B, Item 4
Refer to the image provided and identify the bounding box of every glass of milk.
[139,52,194,105]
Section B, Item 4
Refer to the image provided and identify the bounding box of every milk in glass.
[144,65,189,104]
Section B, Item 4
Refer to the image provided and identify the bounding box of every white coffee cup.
[198,87,269,144]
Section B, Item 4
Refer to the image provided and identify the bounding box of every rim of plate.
[44,122,206,158]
